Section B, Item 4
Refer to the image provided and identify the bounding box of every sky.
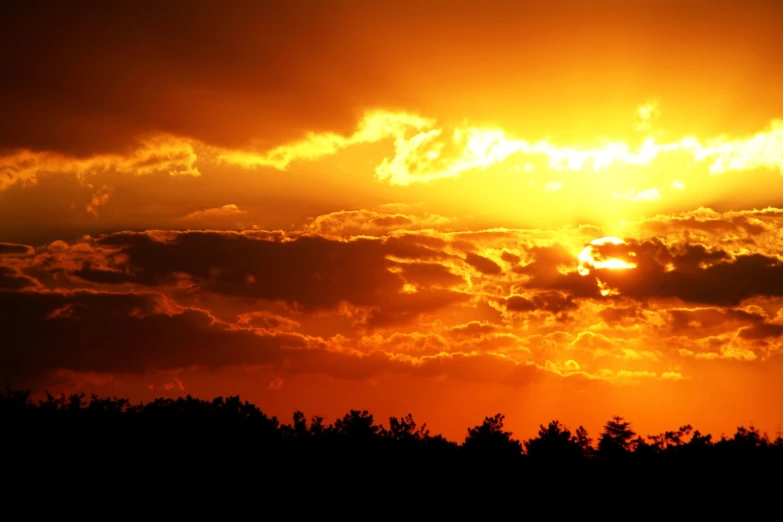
[2,0,783,441]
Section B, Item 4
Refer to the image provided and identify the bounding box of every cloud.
[0,243,34,256]
[395,261,465,288]
[366,117,783,185]
[4,206,783,394]
[531,238,783,306]
[464,252,502,275]
[184,204,247,220]
[0,287,477,387]
[85,185,112,217]
[0,287,573,390]
[635,207,779,247]
[0,289,307,383]
[23,211,783,317]
[303,209,453,237]
[597,305,645,326]
[0,266,40,289]
[8,110,783,194]
[30,230,473,326]
[3,1,781,198]
[236,311,301,332]
[217,110,433,170]
[448,321,501,338]
[358,332,450,357]
[499,291,578,317]
[0,136,199,189]
[738,322,783,341]
[665,307,765,337]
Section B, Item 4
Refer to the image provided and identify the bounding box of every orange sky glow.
[2,0,783,442]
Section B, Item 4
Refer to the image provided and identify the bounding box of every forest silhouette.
[3,388,781,508]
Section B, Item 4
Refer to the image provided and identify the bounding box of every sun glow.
[577,237,638,276]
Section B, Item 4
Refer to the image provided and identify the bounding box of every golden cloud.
[0,135,199,190]
[184,204,247,220]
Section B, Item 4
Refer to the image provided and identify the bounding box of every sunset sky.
[2,0,783,441]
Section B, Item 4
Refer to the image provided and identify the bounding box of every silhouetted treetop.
[463,413,523,459]
[524,420,590,464]
[598,416,637,457]
[2,388,782,481]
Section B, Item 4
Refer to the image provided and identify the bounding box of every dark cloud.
[0,289,301,384]
[397,262,465,287]
[500,251,521,265]
[383,234,451,259]
[360,288,473,328]
[502,291,578,316]
[667,307,763,334]
[738,322,783,340]
[0,242,33,256]
[639,210,776,239]
[598,305,644,325]
[528,238,783,306]
[661,305,783,348]
[504,296,537,312]
[94,231,405,308]
[532,291,579,314]
[28,229,783,322]
[0,288,548,389]
[59,231,469,325]
[236,311,301,332]
[448,321,500,338]
[601,245,783,306]
[72,265,136,285]
[465,252,502,275]
[0,266,39,289]
[514,244,600,298]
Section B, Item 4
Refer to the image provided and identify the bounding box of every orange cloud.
[0,135,199,190]
[303,209,454,237]
[184,204,247,220]
[217,111,433,170]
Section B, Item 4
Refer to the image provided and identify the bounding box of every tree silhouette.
[524,420,589,465]
[730,425,768,448]
[282,410,310,439]
[331,409,381,454]
[574,425,594,457]
[2,385,783,504]
[463,413,523,460]
[598,416,636,458]
[386,413,430,443]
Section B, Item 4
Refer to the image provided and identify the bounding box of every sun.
[577,236,637,276]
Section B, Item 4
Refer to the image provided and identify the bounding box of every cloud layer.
[4,207,782,395]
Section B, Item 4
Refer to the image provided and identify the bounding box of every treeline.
[5,388,783,511]
[3,389,781,466]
